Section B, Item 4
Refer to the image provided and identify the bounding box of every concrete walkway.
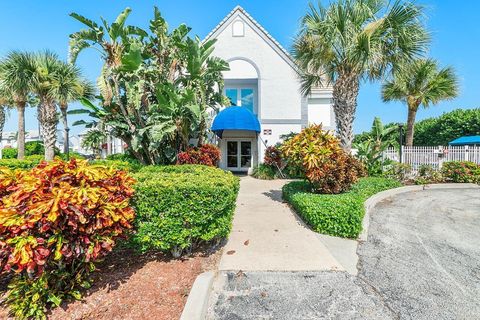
[218,176,342,271]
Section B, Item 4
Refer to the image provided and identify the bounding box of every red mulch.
[0,246,221,320]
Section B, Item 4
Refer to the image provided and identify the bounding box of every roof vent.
[232,20,245,37]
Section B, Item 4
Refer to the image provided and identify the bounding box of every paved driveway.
[209,185,480,319]
[358,187,480,319]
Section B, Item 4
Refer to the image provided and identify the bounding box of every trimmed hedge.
[0,156,43,170]
[283,177,401,238]
[131,165,239,256]
[90,159,141,172]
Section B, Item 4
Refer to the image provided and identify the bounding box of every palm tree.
[293,0,429,151]
[382,59,458,146]
[31,51,66,161]
[53,62,95,154]
[0,85,13,144]
[0,51,36,159]
[81,128,106,158]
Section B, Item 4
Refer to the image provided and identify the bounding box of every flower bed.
[283,177,401,238]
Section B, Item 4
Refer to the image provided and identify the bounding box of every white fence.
[383,146,480,171]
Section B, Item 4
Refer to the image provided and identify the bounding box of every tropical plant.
[382,59,459,146]
[0,51,36,159]
[281,125,365,194]
[81,128,106,158]
[293,0,429,151]
[29,51,63,161]
[52,62,95,154]
[69,7,228,165]
[0,159,135,319]
[355,117,397,175]
[181,37,229,145]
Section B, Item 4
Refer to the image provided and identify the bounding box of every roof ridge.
[203,5,295,66]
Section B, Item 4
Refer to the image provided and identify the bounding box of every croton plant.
[0,159,135,318]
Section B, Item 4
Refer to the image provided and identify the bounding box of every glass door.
[227,140,252,170]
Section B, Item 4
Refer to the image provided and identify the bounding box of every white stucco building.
[208,6,334,172]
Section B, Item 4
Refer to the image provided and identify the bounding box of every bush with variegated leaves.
[0,159,135,319]
[281,125,365,194]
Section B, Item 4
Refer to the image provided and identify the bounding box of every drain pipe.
[258,134,286,179]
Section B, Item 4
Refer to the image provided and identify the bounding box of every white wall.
[307,98,334,130]
[258,123,302,164]
[211,16,303,121]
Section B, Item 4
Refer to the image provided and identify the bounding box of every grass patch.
[283,177,401,238]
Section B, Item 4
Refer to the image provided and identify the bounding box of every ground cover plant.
[0,159,135,319]
[132,165,239,257]
[283,177,401,238]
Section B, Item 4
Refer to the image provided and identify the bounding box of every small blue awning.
[449,135,480,146]
[211,106,261,138]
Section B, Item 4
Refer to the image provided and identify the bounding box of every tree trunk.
[0,106,5,142]
[60,103,69,154]
[16,102,26,160]
[332,73,360,152]
[405,103,418,147]
[40,100,58,161]
[197,117,206,147]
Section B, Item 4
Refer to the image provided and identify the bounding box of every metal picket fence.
[383,145,480,172]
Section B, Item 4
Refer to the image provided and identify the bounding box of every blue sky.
[1,0,479,135]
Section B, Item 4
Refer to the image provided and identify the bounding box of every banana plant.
[355,117,398,175]
[181,37,229,146]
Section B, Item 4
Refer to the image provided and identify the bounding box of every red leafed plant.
[177,144,221,167]
[264,146,283,168]
[281,125,365,194]
[0,159,135,318]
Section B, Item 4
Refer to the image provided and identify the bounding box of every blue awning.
[449,135,480,145]
[211,106,261,138]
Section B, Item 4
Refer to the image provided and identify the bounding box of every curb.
[359,183,479,242]
[180,271,215,320]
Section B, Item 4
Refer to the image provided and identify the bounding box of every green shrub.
[441,161,480,183]
[132,165,239,256]
[91,159,141,172]
[382,162,412,181]
[25,140,44,156]
[0,157,41,170]
[414,164,444,185]
[2,147,18,159]
[283,177,401,238]
[414,109,480,146]
[252,164,277,180]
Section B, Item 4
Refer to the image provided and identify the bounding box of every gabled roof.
[204,5,298,71]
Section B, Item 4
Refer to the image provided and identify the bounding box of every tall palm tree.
[0,51,36,159]
[382,59,458,146]
[293,0,429,151]
[0,84,13,144]
[53,62,95,154]
[31,51,65,161]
